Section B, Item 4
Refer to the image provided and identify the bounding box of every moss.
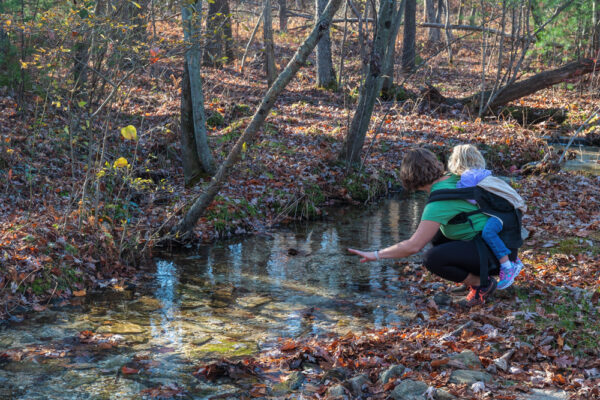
[198,341,257,356]
[206,111,225,127]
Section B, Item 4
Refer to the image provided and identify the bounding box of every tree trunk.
[457,0,464,25]
[594,0,600,54]
[315,0,336,88]
[203,0,234,66]
[442,0,454,63]
[401,0,416,72]
[381,0,406,94]
[425,0,440,45]
[182,0,217,175]
[279,0,288,31]
[264,0,277,86]
[469,6,476,25]
[172,0,344,237]
[339,0,396,165]
[180,61,205,186]
[419,59,598,112]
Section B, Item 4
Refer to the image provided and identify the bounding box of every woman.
[348,148,514,307]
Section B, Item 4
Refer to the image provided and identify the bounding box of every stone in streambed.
[449,350,482,369]
[380,364,406,384]
[96,322,145,334]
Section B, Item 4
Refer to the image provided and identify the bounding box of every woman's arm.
[348,220,441,262]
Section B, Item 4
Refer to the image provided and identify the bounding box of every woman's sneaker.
[461,278,497,307]
[497,258,524,290]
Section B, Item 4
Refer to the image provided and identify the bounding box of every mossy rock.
[197,340,257,357]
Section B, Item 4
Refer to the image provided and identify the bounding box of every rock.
[236,295,271,308]
[390,379,429,400]
[0,337,14,347]
[286,371,305,390]
[129,296,162,312]
[448,370,492,385]
[433,292,452,306]
[523,389,569,400]
[435,388,457,400]
[449,350,481,369]
[96,322,145,334]
[322,367,351,382]
[326,383,348,399]
[347,374,369,395]
[380,364,406,384]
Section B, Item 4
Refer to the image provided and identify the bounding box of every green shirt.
[421,174,489,241]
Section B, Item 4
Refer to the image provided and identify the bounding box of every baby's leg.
[481,217,511,263]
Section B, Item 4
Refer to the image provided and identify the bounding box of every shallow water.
[0,195,427,399]
[561,145,600,174]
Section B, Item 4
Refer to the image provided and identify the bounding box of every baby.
[448,144,523,290]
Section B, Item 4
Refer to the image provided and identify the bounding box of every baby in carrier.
[448,144,524,290]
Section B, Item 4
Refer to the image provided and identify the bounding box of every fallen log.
[421,58,597,114]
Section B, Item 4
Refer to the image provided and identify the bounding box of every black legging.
[423,230,515,283]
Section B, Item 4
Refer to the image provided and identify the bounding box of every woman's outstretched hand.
[347,248,377,263]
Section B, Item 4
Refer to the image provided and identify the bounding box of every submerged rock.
[96,322,145,334]
[236,295,271,308]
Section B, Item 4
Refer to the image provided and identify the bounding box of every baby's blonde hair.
[448,144,486,175]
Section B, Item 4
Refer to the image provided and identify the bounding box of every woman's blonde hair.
[447,144,486,175]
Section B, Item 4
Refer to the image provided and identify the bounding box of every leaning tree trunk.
[401,0,416,72]
[203,0,234,65]
[315,0,336,88]
[420,59,598,113]
[181,0,216,176]
[381,0,406,95]
[339,0,396,165]
[172,0,344,237]
[264,0,277,86]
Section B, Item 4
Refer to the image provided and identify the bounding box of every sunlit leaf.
[120,125,137,141]
[113,157,129,168]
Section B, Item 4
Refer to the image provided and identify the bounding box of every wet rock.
[380,364,406,384]
[433,292,452,306]
[326,383,348,399]
[189,334,212,346]
[448,370,492,385]
[523,389,568,400]
[434,388,457,400]
[196,340,257,356]
[236,295,271,308]
[390,379,429,400]
[96,322,145,334]
[62,370,97,388]
[449,350,482,369]
[286,371,306,390]
[347,373,369,395]
[0,336,14,347]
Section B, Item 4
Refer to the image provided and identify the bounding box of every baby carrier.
[427,176,527,286]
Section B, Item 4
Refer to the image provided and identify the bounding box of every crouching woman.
[348,148,509,307]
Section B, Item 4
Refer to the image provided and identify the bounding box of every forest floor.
[1,16,599,399]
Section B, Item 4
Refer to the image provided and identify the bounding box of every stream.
[0,195,428,399]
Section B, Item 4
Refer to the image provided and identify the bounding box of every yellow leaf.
[131,1,141,8]
[73,289,86,297]
[6,20,11,26]
[120,125,137,141]
[242,142,247,152]
[113,157,129,168]
[19,60,28,69]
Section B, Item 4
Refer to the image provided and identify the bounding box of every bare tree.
[279,0,288,31]
[315,0,336,88]
[181,0,216,180]
[381,0,406,94]
[172,0,344,237]
[339,0,396,165]
[425,0,440,44]
[203,0,235,66]
[401,0,416,72]
[264,0,277,86]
